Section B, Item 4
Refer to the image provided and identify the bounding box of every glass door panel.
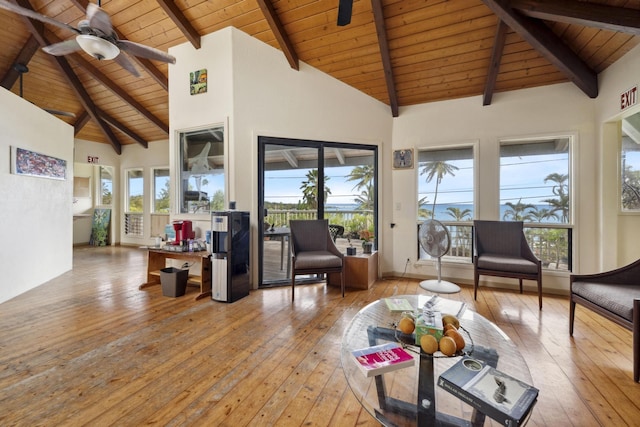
[262,143,319,284]
[323,148,376,254]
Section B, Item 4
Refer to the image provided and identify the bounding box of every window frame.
[97,165,113,206]
[175,122,227,215]
[151,167,170,214]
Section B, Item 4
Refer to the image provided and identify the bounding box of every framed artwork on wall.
[10,146,67,180]
[393,148,414,169]
[190,69,207,95]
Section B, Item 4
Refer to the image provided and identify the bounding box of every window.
[152,168,170,213]
[500,136,572,270]
[178,125,225,214]
[125,168,143,236]
[621,111,640,211]
[99,166,113,205]
[417,146,474,260]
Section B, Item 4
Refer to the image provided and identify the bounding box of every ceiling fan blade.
[44,108,76,118]
[113,52,140,77]
[117,40,176,64]
[86,3,112,36]
[0,0,79,34]
[337,0,353,26]
[42,39,82,56]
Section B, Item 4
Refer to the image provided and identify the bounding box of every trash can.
[160,267,188,297]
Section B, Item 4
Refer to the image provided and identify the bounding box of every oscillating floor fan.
[418,219,460,294]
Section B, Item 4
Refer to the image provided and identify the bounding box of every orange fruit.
[420,334,438,355]
[445,329,465,351]
[439,336,457,356]
[443,324,457,333]
[398,317,415,334]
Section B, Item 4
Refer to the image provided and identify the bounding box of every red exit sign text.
[621,85,638,111]
[87,156,99,164]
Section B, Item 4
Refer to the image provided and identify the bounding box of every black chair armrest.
[571,258,640,286]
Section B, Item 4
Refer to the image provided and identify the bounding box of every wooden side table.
[139,249,212,300]
[329,251,378,290]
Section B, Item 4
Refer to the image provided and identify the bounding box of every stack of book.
[438,357,539,426]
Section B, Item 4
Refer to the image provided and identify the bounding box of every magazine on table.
[351,342,416,377]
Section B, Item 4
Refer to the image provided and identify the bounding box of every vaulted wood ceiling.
[0,0,638,154]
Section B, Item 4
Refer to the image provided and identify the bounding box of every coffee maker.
[171,220,193,244]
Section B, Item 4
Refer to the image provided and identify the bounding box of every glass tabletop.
[341,295,532,426]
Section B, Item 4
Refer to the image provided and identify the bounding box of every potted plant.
[359,229,374,254]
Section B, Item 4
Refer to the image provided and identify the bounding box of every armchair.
[570,260,640,382]
[473,220,543,309]
[290,219,345,302]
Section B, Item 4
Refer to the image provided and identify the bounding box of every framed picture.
[393,149,414,169]
[10,146,67,180]
[190,68,207,95]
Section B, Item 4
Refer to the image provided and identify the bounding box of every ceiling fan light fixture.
[76,34,119,60]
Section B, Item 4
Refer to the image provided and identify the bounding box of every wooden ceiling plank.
[255,0,299,70]
[481,0,598,98]
[483,20,508,106]
[155,0,201,49]
[0,34,39,89]
[371,0,398,117]
[65,50,169,134]
[97,107,148,148]
[512,0,640,36]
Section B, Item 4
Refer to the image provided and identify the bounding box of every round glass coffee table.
[341,295,533,426]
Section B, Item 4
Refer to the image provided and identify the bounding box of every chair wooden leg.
[341,269,345,298]
[473,270,479,300]
[537,277,543,310]
[291,273,295,302]
[634,299,639,382]
[519,278,523,294]
[569,298,576,336]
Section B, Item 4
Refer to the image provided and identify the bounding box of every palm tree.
[418,196,431,219]
[420,161,459,218]
[346,164,374,191]
[300,169,331,209]
[542,173,569,222]
[502,199,534,221]
[445,207,472,256]
[354,183,374,211]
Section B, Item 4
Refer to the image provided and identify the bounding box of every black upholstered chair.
[290,219,345,302]
[473,220,543,309]
[570,260,640,382]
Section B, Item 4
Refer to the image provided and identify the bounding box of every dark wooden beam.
[255,0,299,70]
[511,0,640,36]
[0,35,39,90]
[64,50,169,134]
[71,0,169,90]
[97,107,148,148]
[371,0,399,117]
[155,0,201,49]
[481,0,598,98]
[483,20,508,106]
[15,0,122,154]
[74,110,90,136]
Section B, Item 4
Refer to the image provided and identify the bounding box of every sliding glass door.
[258,137,377,286]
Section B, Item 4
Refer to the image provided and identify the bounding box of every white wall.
[594,44,640,270]
[169,28,393,285]
[0,88,74,304]
[391,83,597,294]
[74,139,122,245]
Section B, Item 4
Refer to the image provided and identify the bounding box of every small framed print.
[190,69,207,95]
[393,149,414,169]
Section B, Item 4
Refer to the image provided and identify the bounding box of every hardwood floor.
[0,246,637,426]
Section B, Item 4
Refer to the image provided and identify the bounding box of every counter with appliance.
[139,249,212,301]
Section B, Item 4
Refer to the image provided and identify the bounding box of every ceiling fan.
[13,62,76,117]
[0,0,176,77]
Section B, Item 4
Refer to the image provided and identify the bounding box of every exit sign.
[620,85,638,111]
[87,156,99,164]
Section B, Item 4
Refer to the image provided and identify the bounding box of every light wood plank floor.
[0,246,638,426]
